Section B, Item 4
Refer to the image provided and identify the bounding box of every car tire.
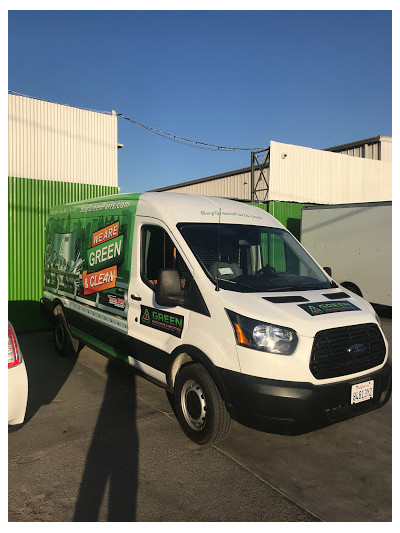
[174,363,231,445]
[53,314,83,358]
[165,390,176,413]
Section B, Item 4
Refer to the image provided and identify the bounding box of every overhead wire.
[9,90,268,152]
[116,113,268,152]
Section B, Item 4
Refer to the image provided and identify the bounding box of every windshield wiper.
[265,283,327,292]
[211,277,332,293]
[211,277,256,292]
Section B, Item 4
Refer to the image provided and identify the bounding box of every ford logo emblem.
[347,343,366,354]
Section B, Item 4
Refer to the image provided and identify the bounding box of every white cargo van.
[42,192,391,444]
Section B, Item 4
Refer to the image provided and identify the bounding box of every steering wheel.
[256,265,276,276]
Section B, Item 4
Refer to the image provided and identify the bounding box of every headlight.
[226,310,298,355]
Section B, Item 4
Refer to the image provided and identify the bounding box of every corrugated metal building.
[324,135,392,162]
[151,136,392,237]
[152,137,392,204]
[8,93,120,330]
[9,93,119,186]
[268,140,391,204]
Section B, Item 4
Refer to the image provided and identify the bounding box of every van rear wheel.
[174,363,231,445]
[53,314,82,358]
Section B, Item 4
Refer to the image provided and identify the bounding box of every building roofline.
[150,164,259,192]
[8,90,113,116]
[324,135,391,152]
[151,135,392,193]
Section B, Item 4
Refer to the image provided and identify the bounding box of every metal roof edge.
[8,91,113,116]
[302,201,392,210]
[323,135,392,152]
[149,163,269,192]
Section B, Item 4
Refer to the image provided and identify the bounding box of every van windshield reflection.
[178,223,331,293]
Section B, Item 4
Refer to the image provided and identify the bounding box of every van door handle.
[130,294,142,301]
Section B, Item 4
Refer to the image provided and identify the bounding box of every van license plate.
[351,380,374,404]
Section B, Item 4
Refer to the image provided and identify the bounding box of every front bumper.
[219,363,391,434]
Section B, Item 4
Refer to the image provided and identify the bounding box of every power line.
[8,90,268,152]
[116,113,268,152]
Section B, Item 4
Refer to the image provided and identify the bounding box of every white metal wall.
[380,137,392,163]
[269,141,392,204]
[8,94,118,186]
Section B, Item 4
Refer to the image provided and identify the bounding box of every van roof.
[138,192,283,228]
[50,191,283,228]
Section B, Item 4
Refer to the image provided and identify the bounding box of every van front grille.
[310,323,386,379]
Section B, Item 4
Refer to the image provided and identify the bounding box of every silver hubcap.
[181,379,207,431]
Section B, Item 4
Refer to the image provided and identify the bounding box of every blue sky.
[8,10,392,193]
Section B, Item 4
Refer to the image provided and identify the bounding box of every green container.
[8,176,120,332]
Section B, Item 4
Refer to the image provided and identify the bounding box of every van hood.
[218,287,377,338]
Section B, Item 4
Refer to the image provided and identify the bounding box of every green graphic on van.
[87,235,124,272]
[140,305,184,338]
[299,300,360,316]
[44,193,142,317]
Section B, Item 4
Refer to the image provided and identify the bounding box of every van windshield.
[178,223,331,293]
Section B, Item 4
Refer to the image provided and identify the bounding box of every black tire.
[165,390,176,414]
[174,363,231,445]
[53,314,83,358]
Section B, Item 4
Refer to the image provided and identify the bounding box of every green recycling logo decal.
[299,300,360,316]
[142,308,150,322]
[140,305,184,338]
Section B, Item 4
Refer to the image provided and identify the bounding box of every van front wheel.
[174,363,230,445]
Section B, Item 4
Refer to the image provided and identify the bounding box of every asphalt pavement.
[8,318,391,522]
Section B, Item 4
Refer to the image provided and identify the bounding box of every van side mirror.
[155,269,185,307]
[323,266,332,277]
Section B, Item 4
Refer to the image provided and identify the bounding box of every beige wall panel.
[165,171,253,200]
[269,141,391,204]
[327,136,392,162]
[380,138,392,162]
[8,94,118,186]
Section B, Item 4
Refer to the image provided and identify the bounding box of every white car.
[8,322,28,427]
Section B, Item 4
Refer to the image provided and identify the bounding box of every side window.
[141,225,190,290]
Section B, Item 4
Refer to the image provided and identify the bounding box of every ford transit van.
[42,192,391,445]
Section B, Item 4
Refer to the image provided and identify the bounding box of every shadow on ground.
[13,331,139,521]
[73,359,139,521]
[17,329,77,423]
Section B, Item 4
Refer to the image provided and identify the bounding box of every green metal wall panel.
[267,201,309,241]
[251,201,315,241]
[249,202,268,212]
[8,176,120,303]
